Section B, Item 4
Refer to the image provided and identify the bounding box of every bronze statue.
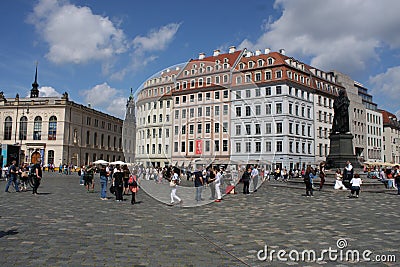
[332,89,350,133]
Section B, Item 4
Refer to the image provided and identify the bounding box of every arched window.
[19,116,28,140]
[48,150,55,164]
[33,116,42,140]
[48,116,57,140]
[4,116,12,140]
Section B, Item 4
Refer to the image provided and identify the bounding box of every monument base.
[326,133,361,169]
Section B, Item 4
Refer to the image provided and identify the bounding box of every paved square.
[0,172,399,266]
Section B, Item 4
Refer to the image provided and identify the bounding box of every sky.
[0,0,400,119]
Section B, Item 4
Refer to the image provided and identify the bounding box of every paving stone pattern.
[0,172,399,266]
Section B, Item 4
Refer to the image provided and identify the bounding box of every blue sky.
[1,0,400,119]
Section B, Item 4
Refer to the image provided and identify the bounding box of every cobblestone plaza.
[0,173,399,266]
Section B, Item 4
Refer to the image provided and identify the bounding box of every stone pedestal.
[326,133,361,169]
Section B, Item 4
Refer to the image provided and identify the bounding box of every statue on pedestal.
[332,89,350,134]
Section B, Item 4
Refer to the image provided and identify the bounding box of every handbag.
[109,184,115,194]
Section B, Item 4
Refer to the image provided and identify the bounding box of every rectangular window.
[266,104,272,114]
[266,123,272,134]
[276,122,282,134]
[265,141,272,152]
[206,107,211,116]
[245,106,251,116]
[182,110,186,119]
[206,92,211,100]
[276,86,282,94]
[182,95,187,103]
[255,124,261,135]
[245,142,251,153]
[174,142,178,152]
[236,125,241,135]
[246,90,251,98]
[197,123,202,134]
[289,123,293,134]
[215,91,220,99]
[205,140,210,152]
[175,96,179,104]
[215,140,220,152]
[255,88,261,97]
[289,141,293,153]
[236,91,241,99]
[255,72,261,81]
[206,123,210,133]
[265,72,271,80]
[189,141,194,152]
[215,106,220,116]
[174,126,179,135]
[236,106,241,117]
[235,142,241,153]
[255,105,261,115]
[289,103,293,114]
[276,103,282,114]
[189,124,194,134]
[181,125,186,134]
[223,105,228,115]
[277,141,283,152]
[245,124,251,135]
[255,142,261,153]
[190,108,194,118]
[215,123,220,133]
[223,90,228,98]
[181,142,186,152]
[198,107,202,117]
[198,93,202,101]
[175,110,179,119]
[223,140,228,152]
[190,94,194,102]
[223,122,228,133]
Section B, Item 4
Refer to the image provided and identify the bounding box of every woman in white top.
[334,169,346,190]
[350,173,362,198]
[214,167,223,202]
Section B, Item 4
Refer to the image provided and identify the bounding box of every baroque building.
[0,67,124,167]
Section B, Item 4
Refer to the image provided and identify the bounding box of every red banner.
[195,140,202,154]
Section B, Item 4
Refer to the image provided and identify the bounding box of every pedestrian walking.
[170,170,182,205]
[4,160,20,193]
[129,170,139,205]
[349,173,362,198]
[84,164,95,192]
[122,165,131,195]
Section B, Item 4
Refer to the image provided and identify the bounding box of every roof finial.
[31,61,40,98]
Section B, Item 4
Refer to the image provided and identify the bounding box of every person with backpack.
[128,170,139,205]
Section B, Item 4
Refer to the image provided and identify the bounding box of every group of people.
[79,164,139,205]
[3,159,43,195]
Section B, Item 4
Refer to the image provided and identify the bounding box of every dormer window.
[267,58,274,65]
[248,61,254,68]
[239,63,245,70]
[223,63,229,69]
[258,59,264,67]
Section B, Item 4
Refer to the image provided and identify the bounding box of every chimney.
[166,68,170,72]
[279,49,286,55]
[228,46,236,53]
[175,66,180,71]
[264,48,271,54]
[213,49,220,56]
[255,49,262,56]
[198,53,205,60]
[246,51,253,57]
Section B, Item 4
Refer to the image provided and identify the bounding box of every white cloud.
[39,86,62,97]
[28,0,127,64]
[133,23,181,53]
[369,67,400,107]
[239,0,400,76]
[80,83,126,118]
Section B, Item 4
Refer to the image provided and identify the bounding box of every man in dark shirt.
[5,160,20,192]
[194,168,204,202]
[241,167,251,194]
[32,159,43,195]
